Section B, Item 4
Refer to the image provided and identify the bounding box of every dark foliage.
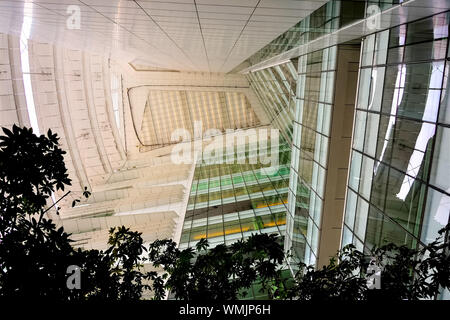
[1,125,449,301]
[0,125,288,301]
[286,245,368,301]
[287,225,450,301]
[0,125,153,300]
[148,234,287,300]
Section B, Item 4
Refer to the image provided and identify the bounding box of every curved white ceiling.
[0,0,327,72]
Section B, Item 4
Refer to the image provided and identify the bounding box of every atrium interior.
[0,0,449,300]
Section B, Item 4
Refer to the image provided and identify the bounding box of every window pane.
[404,39,447,62]
[362,34,375,66]
[398,62,444,122]
[325,72,335,104]
[406,13,449,45]
[353,236,364,252]
[365,205,384,249]
[354,197,369,241]
[429,126,450,191]
[364,112,380,157]
[384,167,426,237]
[382,65,404,114]
[375,115,394,163]
[390,119,435,181]
[342,225,353,247]
[344,189,358,229]
[360,156,375,200]
[371,162,389,211]
[348,151,362,191]
[389,25,406,47]
[368,67,385,112]
[357,68,371,110]
[387,46,404,64]
[440,65,450,125]
[379,215,416,248]
[421,188,450,244]
[353,111,367,151]
[374,30,389,65]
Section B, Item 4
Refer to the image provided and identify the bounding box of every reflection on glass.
[421,188,450,244]
[430,126,450,191]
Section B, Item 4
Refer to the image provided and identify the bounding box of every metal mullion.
[222,164,244,240]
[259,70,286,114]
[274,65,293,101]
[252,72,280,119]
[248,161,286,237]
[235,163,261,237]
[250,78,278,122]
[146,93,162,146]
[187,164,201,248]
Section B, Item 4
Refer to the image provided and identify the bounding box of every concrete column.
[317,44,361,267]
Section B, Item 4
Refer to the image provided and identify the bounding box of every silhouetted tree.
[1,125,449,301]
[0,125,154,300]
[0,125,287,301]
[287,225,450,301]
[148,234,287,300]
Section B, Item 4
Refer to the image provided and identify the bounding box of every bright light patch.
[20,1,40,135]
[20,2,59,207]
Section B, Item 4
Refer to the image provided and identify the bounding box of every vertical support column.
[317,44,361,267]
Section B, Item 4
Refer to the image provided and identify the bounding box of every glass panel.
[364,112,380,157]
[344,189,358,229]
[421,188,450,244]
[342,225,353,247]
[404,39,447,63]
[379,215,416,248]
[319,135,329,167]
[360,156,375,200]
[382,65,404,115]
[311,223,319,254]
[362,34,375,67]
[357,68,371,110]
[389,24,407,47]
[406,12,449,45]
[353,236,364,252]
[322,104,332,136]
[375,115,393,163]
[390,119,435,182]
[365,205,384,249]
[440,65,450,125]
[384,167,426,237]
[398,62,444,122]
[354,197,369,241]
[317,166,326,198]
[387,46,404,64]
[353,111,367,151]
[368,67,385,112]
[429,126,450,191]
[371,162,389,211]
[374,30,389,65]
[348,151,362,192]
[325,72,335,104]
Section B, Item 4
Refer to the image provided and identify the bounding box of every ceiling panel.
[0,0,328,72]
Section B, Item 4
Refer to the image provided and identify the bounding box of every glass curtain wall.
[238,1,354,69]
[234,0,406,71]
[342,12,450,254]
[246,61,298,144]
[285,46,339,267]
[179,140,291,250]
